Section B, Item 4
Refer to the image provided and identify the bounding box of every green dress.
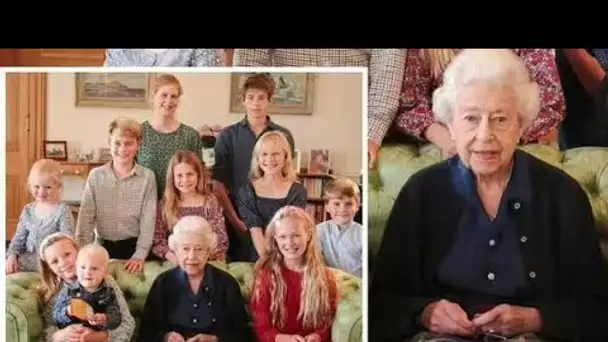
[137,121,203,197]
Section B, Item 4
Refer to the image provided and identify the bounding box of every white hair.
[167,216,217,252]
[432,49,541,128]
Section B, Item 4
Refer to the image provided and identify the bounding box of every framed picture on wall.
[308,149,330,174]
[75,73,152,109]
[44,141,68,161]
[229,73,315,115]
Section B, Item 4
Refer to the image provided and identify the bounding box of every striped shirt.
[316,220,363,278]
[75,162,157,260]
[233,49,407,144]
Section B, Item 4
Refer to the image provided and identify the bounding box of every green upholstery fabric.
[5,261,362,342]
[368,143,608,262]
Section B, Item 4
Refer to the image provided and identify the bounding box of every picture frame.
[44,141,68,161]
[229,73,315,115]
[308,149,330,174]
[292,149,302,173]
[75,73,152,109]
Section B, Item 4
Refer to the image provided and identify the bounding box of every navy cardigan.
[369,151,608,342]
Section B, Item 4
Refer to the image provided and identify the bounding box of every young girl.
[6,159,74,273]
[38,232,135,342]
[151,150,229,263]
[236,130,307,261]
[251,206,339,342]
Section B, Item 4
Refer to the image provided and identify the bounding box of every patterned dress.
[7,202,74,271]
[136,121,204,197]
[104,49,226,67]
[152,197,229,261]
[394,49,566,143]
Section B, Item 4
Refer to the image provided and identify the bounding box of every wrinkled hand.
[276,334,305,342]
[368,139,380,169]
[125,258,144,273]
[304,333,321,342]
[165,332,186,342]
[87,313,107,327]
[421,299,475,337]
[6,255,19,274]
[472,304,542,337]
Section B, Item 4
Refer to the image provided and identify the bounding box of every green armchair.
[6,261,362,342]
[368,143,608,262]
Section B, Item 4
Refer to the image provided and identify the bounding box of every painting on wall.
[229,73,315,115]
[44,141,68,161]
[75,73,152,108]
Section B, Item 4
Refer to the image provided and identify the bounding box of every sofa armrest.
[330,268,362,342]
[332,294,362,342]
[6,272,45,341]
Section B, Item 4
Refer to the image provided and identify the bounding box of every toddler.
[52,244,121,331]
[6,159,74,273]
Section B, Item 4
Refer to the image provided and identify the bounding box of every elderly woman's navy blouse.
[137,264,253,342]
[437,152,531,307]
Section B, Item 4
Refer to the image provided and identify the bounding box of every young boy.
[212,73,295,261]
[52,244,121,331]
[316,178,363,278]
[75,117,157,273]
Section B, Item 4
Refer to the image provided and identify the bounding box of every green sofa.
[6,261,362,342]
[368,143,608,262]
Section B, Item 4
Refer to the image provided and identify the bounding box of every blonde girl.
[6,159,74,273]
[151,150,229,263]
[251,206,339,342]
[236,130,307,261]
[37,232,135,342]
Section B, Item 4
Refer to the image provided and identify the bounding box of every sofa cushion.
[5,261,362,342]
[368,143,608,260]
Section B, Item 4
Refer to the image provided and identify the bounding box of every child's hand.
[304,333,321,342]
[165,251,178,265]
[125,258,144,273]
[6,255,19,274]
[87,313,107,327]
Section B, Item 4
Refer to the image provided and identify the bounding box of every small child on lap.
[52,244,121,331]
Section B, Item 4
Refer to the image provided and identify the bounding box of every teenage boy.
[76,117,157,274]
[212,73,295,261]
[233,48,406,168]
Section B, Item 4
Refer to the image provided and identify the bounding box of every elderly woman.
[138,216,253,342]
[369,49,608,342]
